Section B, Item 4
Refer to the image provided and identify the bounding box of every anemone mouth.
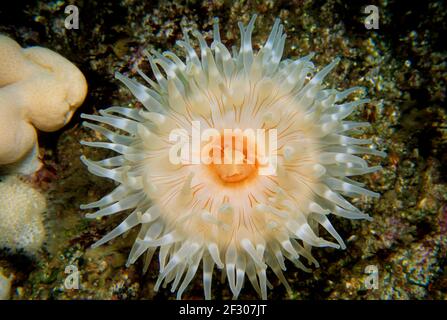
[80,14,386,300]
[206,132,259,184]
[211,161,258,184]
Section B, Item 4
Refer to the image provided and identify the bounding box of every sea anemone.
[80,15,385,299]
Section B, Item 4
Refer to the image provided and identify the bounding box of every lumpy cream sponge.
[0,175,47,255]
[0,34,87,174]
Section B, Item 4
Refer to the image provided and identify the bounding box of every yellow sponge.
[0,176,47,255]
[0,35,87,174]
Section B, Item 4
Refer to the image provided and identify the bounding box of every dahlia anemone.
[80,15,386,299]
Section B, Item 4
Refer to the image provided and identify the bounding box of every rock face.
[0,0,445,300]
[0,176,47,255]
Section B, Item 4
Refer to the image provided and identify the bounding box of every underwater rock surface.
[0,0,445,299]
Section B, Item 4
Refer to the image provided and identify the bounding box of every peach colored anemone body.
[80,15,385,299]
